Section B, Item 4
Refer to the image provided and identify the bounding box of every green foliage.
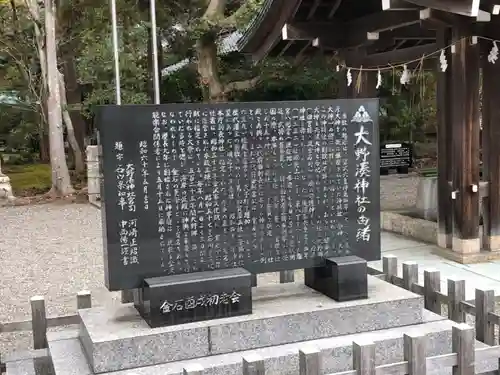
[0,0,437,163]
[378,71,436,142]
[76,4,151,115]
[161,65,203,103]
[3,163,52,195]
[235,57,339,101]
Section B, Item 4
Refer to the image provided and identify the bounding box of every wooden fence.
[184,324,497,375]
[0,291,92,372]
[375,255,500,346]
[3,255,500,374]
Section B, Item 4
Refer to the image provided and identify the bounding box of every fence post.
[183,364,204,375]
[382,255,397,283]
[30,296,47,349]
[403,332,426,375]
[243,354,265,375]
[352,340,375,375]
[423,269,441,314]
[251,274,258,287]
[77,291,92,309]
[475,288,495,345]
[299,346,321,375]
[447,278,466,323]
[452,324,475,375]
[121,289,135,303]
[402,262,418,292]
[280,270,295,284]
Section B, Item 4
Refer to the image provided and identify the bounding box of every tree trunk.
[38,103,50,163]
[61,56,87,151]
[25,0,51,163]
[196,37,226,102]
[45,0,74,196]
[58,71,84,173]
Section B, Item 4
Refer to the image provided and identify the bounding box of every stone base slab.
[79,277,423,373]
[483,235,500,252]
[452,237,481,254]
[437,231,452,249]
[432,245,500,264]
[381,211,437,244]
[47,315,498,375]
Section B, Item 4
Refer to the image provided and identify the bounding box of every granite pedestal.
[44,315,499,375]
[77,276,424,373]
[136,268,252,328]
[304,256,368,301]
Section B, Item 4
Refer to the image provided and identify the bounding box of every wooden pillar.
[436,29,453,249]
[481,39,500,251]
[450,34,481,254]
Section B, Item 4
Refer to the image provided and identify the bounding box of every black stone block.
[135,268,252,328]
[304,256,368,302]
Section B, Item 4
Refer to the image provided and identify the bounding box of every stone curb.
[381,211,437,245]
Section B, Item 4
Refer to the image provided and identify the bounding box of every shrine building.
[238,0,500,262]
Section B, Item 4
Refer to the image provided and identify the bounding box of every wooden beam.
[450,32,481,253]
[472,0,482,16]
[348,10,422,33]
[306,0,322,20]
[252,0,303,62]
[327,0,343,19]
[412,0,491,20]
[406,0,481,16]
[382,0,422,10]
[420,7,490,28]
[283,22,379,49]
[294,40,313,64]
[360,42,437,66]
[381,24,436,40]
[393,39,407,49]
[436,29,453,249]
[481,38,500,251]
[277,40,294,57]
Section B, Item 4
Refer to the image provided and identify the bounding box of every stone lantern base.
[0,173,14,201]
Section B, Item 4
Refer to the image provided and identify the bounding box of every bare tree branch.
[224,77,260,94]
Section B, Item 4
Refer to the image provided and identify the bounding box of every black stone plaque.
[304,256,368,302]
[380,141,412,174]
[135,268,252,327]
[97,99,381,291]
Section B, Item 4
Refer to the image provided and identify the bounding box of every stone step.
[79,276,424,373]
[48,315,498,375]
[5,355,53,375]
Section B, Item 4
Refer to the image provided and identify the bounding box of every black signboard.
[97,99,381,291]
[380,142,413,174]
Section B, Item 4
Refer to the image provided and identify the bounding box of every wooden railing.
[374,255,500,346]
[4,255,500,374]
[185,324,497,375]
[0,291,92,372]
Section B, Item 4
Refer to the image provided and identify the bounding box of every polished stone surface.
[136,268,252,327]
[304,256,367,301]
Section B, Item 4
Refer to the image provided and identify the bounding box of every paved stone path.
[0,174,424,356]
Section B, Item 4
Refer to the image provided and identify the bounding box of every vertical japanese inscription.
[98,99,380,291]
[352,106,373,243]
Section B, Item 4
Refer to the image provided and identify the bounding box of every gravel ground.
[0,175,421,357]
[379,173,420,211]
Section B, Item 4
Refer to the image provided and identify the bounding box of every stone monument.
[17,98,478,375]
[0,156,14,201]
